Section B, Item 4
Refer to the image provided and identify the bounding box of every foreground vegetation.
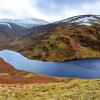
[0,79,100,100]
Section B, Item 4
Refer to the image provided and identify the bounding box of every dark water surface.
[0,50,100,79]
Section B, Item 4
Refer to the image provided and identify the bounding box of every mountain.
[58,14,100,26]
[0,22,33,50]
[0,15,100,61]
[0,18,48,28]
[0,18,48,50]
[0,57,63,84]
[0,22,31,37]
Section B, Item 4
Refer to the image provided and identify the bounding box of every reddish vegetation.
[0,58,15,73]
[0,58,61,84]
[0,76,60,84]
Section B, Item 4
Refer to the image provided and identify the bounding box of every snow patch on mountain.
[79,23,91,26]
[0,22,12,28]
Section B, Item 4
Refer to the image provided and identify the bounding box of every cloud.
[0,8,14,15]
[36,0,96,14]
[0,0,100,22]
[35,0,98,21]
[0,0,50,21]
[0,0,35,18]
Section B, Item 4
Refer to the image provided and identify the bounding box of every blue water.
[0,50,100,79]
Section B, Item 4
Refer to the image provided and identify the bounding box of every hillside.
[0,58,62,84]
[0,23,31,38]
[0,59,100,99]
[14,15,100,61]
[0,15,100,61]
[0,23,32,50]
[0,18,48,50]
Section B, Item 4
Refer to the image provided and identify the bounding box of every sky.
[0,0,100,22]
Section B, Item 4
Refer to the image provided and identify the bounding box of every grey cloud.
[0,8,31,19]
[0,0,100,21]
[36,0,96,14]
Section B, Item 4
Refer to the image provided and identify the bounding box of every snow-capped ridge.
[59,15,100,26]
[0,18,48,28]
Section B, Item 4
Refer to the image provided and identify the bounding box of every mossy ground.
[0,79,100,100]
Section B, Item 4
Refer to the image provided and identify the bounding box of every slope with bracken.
[0,58,66,84]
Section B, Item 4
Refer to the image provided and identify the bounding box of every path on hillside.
[59,32,81,51]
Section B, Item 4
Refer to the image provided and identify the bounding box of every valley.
[0,0,100,98]
[0,15,100,100]
[0,15,100,61]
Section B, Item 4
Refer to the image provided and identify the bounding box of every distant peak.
[0,18,48,28]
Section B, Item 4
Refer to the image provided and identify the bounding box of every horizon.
[0,14,100,23]
[0,0,100,22]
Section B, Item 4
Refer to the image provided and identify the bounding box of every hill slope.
[0,23,33,50]
[14,15,100,61]
[0,15,100,61]
[0,58,61,84]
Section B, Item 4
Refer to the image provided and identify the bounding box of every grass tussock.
[0,79,100,100]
